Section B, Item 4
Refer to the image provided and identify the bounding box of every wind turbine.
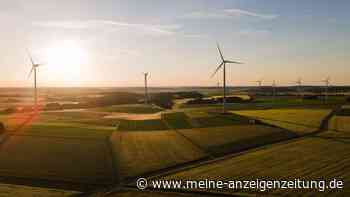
[27,49,43,110]
[143,72,149,104]
[255,79,263,87]
[211,43,243,113]
[322,77,331,103]
[295,77,303,99]
[272,80,277,102]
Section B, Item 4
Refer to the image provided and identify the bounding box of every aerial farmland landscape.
[0,0,349,196]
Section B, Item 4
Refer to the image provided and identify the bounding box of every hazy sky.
[0,0,349,87]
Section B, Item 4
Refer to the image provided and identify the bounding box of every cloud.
[224,9,278,19]
[32,20,182,35]
[238,29,270,36]
[183,8,278,20]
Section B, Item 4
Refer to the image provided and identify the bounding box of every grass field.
[178,125,296,155]
[117,119,168,131]
[234,109,332,134]
[179,96,345,110]
[187,113,251,128]
[164,130,350,196]
[24,123,114,139]
[162,112,192,129]
[0,135,114,184]
[96,104,163,114]
[114,111,253,131]
[110,130,206,178]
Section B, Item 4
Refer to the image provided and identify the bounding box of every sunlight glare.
[44,40,88,83]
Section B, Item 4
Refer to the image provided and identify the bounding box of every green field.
[117,119,168,131]
[164,130,350,196]
[187,113,251,128]
[234,109,332,134]
[0,135,114,184]
[24,123,114,139]
[179,96,345,110]
[110,130,206,178]
[178,125,296,155]
[96,104,163,114]
[0,94,348,196]
[116,112,251,131]
[162,112,192,129]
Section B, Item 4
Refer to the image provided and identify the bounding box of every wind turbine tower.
[211,43,243,113]
[143,72,149,104]
[256,80,263,87]
[322,77,331,103]
[27,50,43,110]
[272,80,277,101]
[296,78,303,99]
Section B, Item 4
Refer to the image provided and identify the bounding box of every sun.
[44,40,88,83]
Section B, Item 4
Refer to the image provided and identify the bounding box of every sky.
[0,0,349,87]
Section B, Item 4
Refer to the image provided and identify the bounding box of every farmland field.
[187,113,251,128]
[97,104,163,114]
[0,135,114,184]
[329,116,350,132]
[178,125,296,155]
[234,109,332,134]
[117,119,168,131]
[23,123,114,139]
[110,130,206,178]
[162,112,192,129]
[163,130,350,196]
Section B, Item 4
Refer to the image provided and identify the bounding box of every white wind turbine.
[322,77,331,103]
[27,49,44,110]
[295,77,303,99]
[272,80,277,101]
[143,72,149,104]
[255,79,263,87]
[211,43,243,113]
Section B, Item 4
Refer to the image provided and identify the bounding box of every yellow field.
[164,131,350,196]
[178,125,296,155]
[110,130,206,178]
[234,109,332,134]
[329,116,350,132]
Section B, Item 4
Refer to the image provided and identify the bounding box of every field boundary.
[160,116,211,158]
[134,106,343,184]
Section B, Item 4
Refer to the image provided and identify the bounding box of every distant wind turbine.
[143,72,149,104]
[322,77,331,103]
[211,43,243,113]
[255,79,263,87]
[272,80,277,101]
[295,77,303,99]
[27,49,43,110]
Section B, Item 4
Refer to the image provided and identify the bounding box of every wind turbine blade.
[26,49,35,66]
[28,67,34,79]
[216,43,224,62]
[211,62,224,78]
[225,60,243,64]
